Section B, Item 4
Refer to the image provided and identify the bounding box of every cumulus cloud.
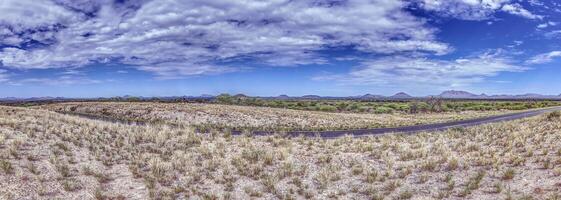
[314,52,527,88]
[0,0,452,79]
[527,51,561,64]
[415,0,542,20]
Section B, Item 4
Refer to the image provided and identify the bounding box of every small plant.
[502,168,515,180]
[62,179,83,191]
[421,159,438,172]
[446,158,458,171]
[261,174,277,193]
[94,188,105,200]
[0,160,14,174]
[492,182,503,193]
[553,168,561,176]
[365,170,378,183]
[542,158,551,169]
[446,179,455,191]
[546,111,561,121]
[351,164,364,176]
[94,172,112,184]
[82,165,94,176]
[383,180,401,193]
[461,170,486,196]
[57,163,72,177]
[263,151,274,166]
[397,189,414,199]
[366,186,383,200]
[28,162,39,175]
[244,186,262,197]
[418,173,429,184]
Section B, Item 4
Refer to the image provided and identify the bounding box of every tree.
[426,97,443,112]
[216,94,234,104]
[409,101,419,114]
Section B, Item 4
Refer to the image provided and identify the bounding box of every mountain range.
[433,90,561,99]
[2,90,561,102]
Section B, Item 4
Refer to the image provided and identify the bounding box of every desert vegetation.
[38,102,523,132]
[214,94,561,113]
[1,105,561,199]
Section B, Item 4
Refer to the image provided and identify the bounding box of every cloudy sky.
[0,0,561,97]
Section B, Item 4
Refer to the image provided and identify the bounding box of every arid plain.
[0,101,560,199]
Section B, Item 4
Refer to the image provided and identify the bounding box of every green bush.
[358,106,369,113]
[349,103,360,111]
[417,102,430,112]
[374,106,394,114]
[319,105,337,112]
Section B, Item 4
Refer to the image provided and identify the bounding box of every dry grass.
[1,105,560,199]
[39,102,518,131]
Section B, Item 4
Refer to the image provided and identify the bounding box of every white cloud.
[527,51,561,64]
[314,52,527,88]
[0,0,81,29]
[137,63,241,80]
[545,30,561,38]
[0,0,451,79]
[501,3,543,20]
[537,21,557,28]
[8,75,101,86]
[415,0,542,20]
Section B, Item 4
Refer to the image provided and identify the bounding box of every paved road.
[233,106,561,138]
[60,106,561,138]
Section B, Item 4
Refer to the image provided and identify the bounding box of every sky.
[0,0,561,98]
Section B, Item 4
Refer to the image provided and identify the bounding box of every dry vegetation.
[39,102,519,131]
[1,105,561,199]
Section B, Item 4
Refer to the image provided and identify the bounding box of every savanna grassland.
[39,102,523,132]
[1,104,561,199]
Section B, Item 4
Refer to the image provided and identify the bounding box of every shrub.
[374,106,394,114]
[318,105,337,112]
[546,111,561,121]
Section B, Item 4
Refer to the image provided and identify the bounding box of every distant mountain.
[361,94,384,99]
[0,97,19,101]
[26,96,66,101]
[199,94,215,98]
[4,90,561,102]
[514,93,546,99]
[438,90,479,99]
[233,94,248,98]
[301,95,321,99]
[390,92,412,99]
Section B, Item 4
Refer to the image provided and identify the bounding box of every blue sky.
[1,0,561,97]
